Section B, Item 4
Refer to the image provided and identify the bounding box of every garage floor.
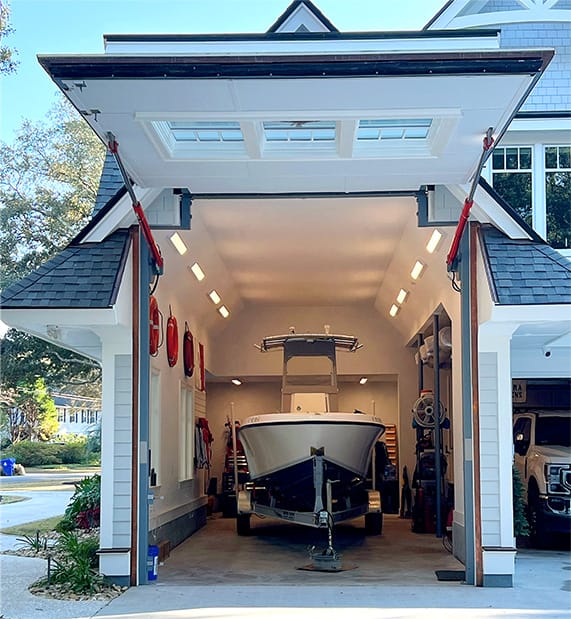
[159,513,464,585]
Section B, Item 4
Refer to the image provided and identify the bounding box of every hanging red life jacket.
[149,295,162,357]
[183,322,195,378]
[166,305,179,367]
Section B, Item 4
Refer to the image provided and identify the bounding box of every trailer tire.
[236,513,251,536]
[365,512,383,535]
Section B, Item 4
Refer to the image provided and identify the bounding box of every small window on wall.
[545,145,571,249]
[149,370,161,486]
[179,383,194,481]
[491,146,533,226]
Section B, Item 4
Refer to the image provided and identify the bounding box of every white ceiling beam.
[240,121,263,159]
[337,120,357,159]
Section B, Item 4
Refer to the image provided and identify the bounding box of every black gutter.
[102,29,498,43]
[515,110,571,119]
[478,177,544,243]
[39,50,552,81]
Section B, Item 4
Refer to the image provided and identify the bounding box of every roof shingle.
[0,229,130,309]
[480,225,571,305]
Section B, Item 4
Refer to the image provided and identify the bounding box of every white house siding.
[479,352,502,546]
[112,354,133,548]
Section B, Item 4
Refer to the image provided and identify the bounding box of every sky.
[0,0,446,142]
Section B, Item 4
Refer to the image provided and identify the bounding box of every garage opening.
[144,191,463,583]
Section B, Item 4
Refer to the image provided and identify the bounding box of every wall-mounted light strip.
[169,232,188,256]
[396,288,408,304]
[208,290,221,305]
[359,377,368,385]
[218,305,230,318]
[426,229,443,254]
[189,262,205,281]
[231,379,242,386]
[389,304,400,317]
[410,260,425,281]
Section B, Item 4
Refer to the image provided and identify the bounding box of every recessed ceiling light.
[389,304,400,317]
[396,289,408,304]
[190,262,205,281]
[359,377,368,385]
[218,305,229,318]
[426,229,443,254]
[231,379,242,386]
[410,260,425,281]
[208,290,221,305]
[169,232,188,256]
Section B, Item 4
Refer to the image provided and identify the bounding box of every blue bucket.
[147,545,159,581]
[1,458,16,477]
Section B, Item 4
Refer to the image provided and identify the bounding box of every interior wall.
[148,238,215,530]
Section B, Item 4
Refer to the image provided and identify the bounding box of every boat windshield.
[285,356,334,387]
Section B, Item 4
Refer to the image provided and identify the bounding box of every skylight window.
[167,121,243,143]
[357,119,432,142]
[263,121,336,143]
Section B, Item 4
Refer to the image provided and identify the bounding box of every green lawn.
[0,515,62,536]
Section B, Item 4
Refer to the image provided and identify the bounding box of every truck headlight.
[545,465,571,495]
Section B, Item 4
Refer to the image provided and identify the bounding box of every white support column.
[532,143,546,240]
[479,324,517,587]
[98,335,133,585]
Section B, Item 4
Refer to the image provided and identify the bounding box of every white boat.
[236,331,385,534]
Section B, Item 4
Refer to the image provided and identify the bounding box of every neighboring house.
[53,393,101,437]
[1,0,569,589]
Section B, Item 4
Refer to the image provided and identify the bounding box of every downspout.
[470,222,483,586]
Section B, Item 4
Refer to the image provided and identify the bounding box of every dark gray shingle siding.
[0,229,130,309]
[481,226,571,305]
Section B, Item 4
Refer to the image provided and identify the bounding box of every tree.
[0,99,106,288]
[0,98,105,410]
[1,378,58,443]
[0,1,17,75]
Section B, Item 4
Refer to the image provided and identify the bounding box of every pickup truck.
[513,410,571,546]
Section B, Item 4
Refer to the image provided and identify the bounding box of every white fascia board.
[103,35,499,56]
[508,117,571,134]
[446,183,533,240]
[490,304,571,325]
[82,186,162,244]
[0,307,123,331]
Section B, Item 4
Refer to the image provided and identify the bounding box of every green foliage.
[513,465,530,538]
[56,474,101,533]
[50,531,103,594]
[17,531,49,552]
[0,330,101,394]
[0,378,58,443]
[0,99,105,289]
[1,438,88,466]
[546,171,571,249]
[0,2,18,75]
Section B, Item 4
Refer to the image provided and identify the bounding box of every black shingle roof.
[480,225,571,305]
[0,229,130,309]
[92,152,125,217]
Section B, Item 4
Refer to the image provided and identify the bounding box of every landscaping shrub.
[50,531,103,594]
[2,441,62,466]
[56,474,101,533]
[1,436,89,466]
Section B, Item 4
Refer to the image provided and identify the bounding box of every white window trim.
[178,382,195,482]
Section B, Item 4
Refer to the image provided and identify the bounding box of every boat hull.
[238,412,385,480]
